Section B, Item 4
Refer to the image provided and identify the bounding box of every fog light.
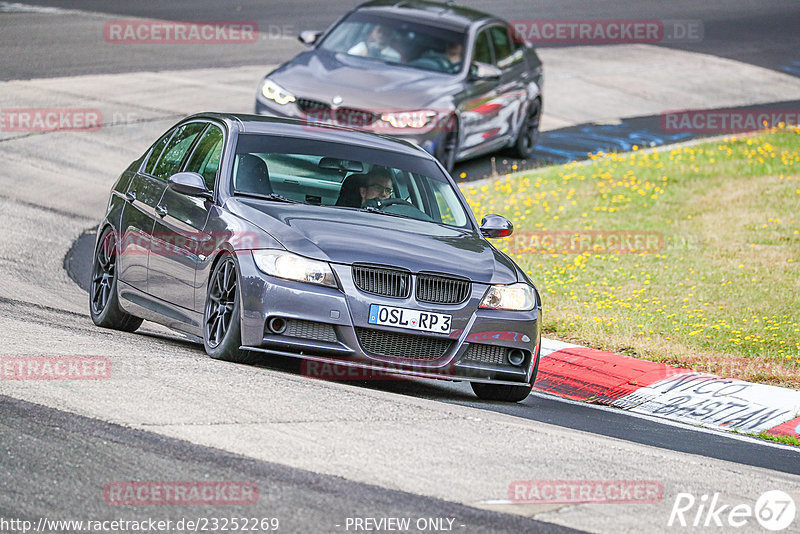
[507,348,525,366]
[267,316,287,334]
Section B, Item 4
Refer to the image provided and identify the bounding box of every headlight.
[380,110,436,128]
[479,283,536,311]
[252,250,336,287]
[260,79,296,105]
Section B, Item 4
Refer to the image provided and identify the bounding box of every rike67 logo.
[669,490,796,531]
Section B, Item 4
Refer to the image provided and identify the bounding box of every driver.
[348,24,402,62]
[359,166,394,206]
[445,41,463,71]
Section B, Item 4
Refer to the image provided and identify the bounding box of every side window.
[473,30,492,64]
[489,26,514,67]
[143,130,174,176]
[185,125,224,191]
[151,122,206,181]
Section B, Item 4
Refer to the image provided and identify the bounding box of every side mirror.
[480,214,513,238]
[469,62,502,81]
[298,30,323,46]
[168,172,212,199]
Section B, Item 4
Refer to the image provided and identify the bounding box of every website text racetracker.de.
[510,19,703,44]
[661,109,800,133]
[0,517,280,533]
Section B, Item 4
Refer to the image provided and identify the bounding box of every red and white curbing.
[536,339,800,440]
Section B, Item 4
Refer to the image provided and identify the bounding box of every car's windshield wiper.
[326,204,406,218]
[359,206,410,219]
[236,192,298,203]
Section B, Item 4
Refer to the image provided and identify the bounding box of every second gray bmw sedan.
[254,0,543,173]
[90,113,542,402]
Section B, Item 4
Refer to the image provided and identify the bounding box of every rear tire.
[203,254,258,364]
[89,227,143,332]
[471,382,533,402]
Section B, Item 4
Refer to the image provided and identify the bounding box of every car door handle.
[124,191,137,203]
[155,204,168,218]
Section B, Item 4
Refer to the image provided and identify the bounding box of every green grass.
[461,127,800,387]
[754,431,800,447]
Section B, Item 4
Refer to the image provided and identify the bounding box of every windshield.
[232,134,471,229]
[319,12,466,74]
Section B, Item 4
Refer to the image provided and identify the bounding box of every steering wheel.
[377,198,412,208]
[362,197,411,209]
[362,197,433,222]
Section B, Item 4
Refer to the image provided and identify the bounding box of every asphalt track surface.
[0,395,579,534]
[4,0,800,77]
[3,2,800,533]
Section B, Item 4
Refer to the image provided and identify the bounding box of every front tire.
[203,254,257,364]
[471,382,533,402]
[511,98,541,159]
[435,116,459,174]
[89,227,143,332]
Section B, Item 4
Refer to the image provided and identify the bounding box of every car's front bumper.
[237,253,540,385]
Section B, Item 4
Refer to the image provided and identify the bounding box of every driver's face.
[368,25,389,46]
[361,178,393,203]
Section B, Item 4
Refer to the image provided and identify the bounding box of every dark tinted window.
[473,30,492,64]
[490,26,513,64]
[233,134,471,228]
[152,122,206,181]
[185,125,224,191]
[143,130,174,176]
[319,12,467,74]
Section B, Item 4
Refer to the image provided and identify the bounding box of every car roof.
[355,0,498,30]
[187,112,434,159]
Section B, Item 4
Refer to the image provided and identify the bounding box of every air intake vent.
[355,327,453,360]
[463,343,505,365]
[283,319,337,343]
[416,273,471,305]
[352,265,411,299]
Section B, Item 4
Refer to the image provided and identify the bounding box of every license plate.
[368,304,452,334]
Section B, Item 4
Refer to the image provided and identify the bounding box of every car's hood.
[228,199,518,285]
[270,50,460,110]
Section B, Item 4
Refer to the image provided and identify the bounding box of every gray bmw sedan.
[91,113,542,401]
[254,0,543,173]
